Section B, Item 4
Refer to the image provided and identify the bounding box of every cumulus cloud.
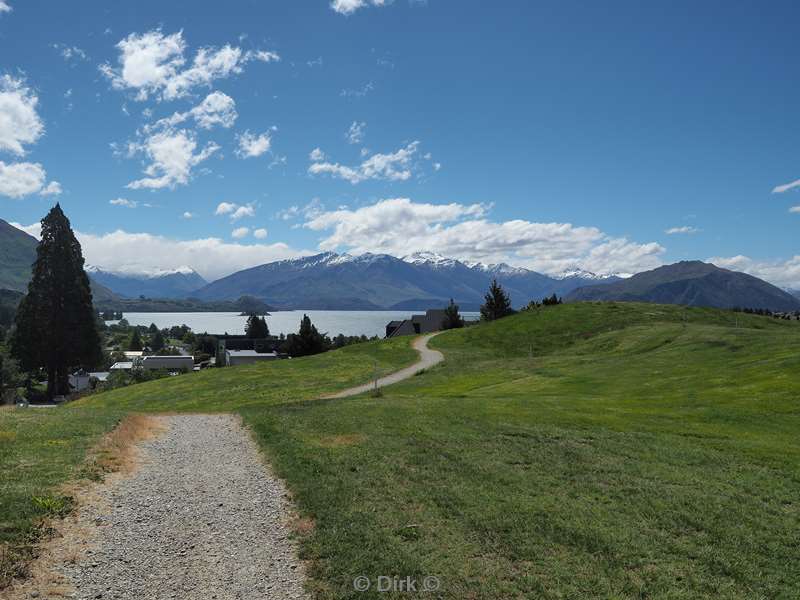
[253,228,268,239]
[665,226,700,235]
[231,226,249,239]
[13,222,307,280]
[309,147,326,162]
[77,229,303,280]
[346,121,366,144]
[100,29,279,101]
[331,0,392,15]
[308,141,422,184]
[789,206,800,214]
[0,75,44,156]
[126,129,219,190]
[708,255,800,289]
[0,2,10,15]
[109,197,138,208]
[181,211,194,219]
[303,198,664,276]
[235,130,272,158]
[145,91,237,133]
[0,161,61,198]
[215,201,254,221]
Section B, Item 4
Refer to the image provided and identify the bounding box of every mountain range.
[567,261,800,311]
[190,252,617,310]
[87,266,207,299]
[2,219,798,312]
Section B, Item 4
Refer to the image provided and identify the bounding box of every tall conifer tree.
[480,279,514,322]
[11,205,101,398]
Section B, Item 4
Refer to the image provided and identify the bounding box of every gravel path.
[324,332,444,399]
[59,414,308,600]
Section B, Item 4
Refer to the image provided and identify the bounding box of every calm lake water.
[109,310,480,338]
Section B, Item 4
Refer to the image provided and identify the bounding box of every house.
[138,355,194,372]
[68,370,91,392]
[385,309,448,338]
[69,370,111,392]
[110,361,134,371]
[224,349,282,367]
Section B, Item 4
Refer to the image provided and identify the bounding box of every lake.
[109,310,480,338]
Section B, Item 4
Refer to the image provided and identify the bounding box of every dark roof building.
[385,309,447,338]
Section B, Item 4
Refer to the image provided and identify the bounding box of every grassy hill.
[2,302,800,597]
[0,219,38,293]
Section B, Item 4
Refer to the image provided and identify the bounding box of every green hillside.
[3,302,800,597]
[0,219,38,292]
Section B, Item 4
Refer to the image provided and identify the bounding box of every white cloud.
[308,141,422,184]
[231,226,250,239]
[0,161,61,198]
[215,201,237,215]
[773,179,800,194]
[340,81,374,98]
[0,75,44,156]
[253,228,268,239]
[665,226,700,235]
[309,147,326,162]
[53,44,88,62]
[182,211,194,219]
[68,228,304,280]
[303,198,664,276]
[126,128,219,190]
[789,206,800,213]
[307,57,323,68]
[331,0,393,15]
[146,92,238,133]
[0,2,10,15]
[235,130,272,158]
[346,121,366,144]
[110,197,138,208]
[230,205,255,221]
[100,29,279,101]
[215,201,254,221]
[708,255,800,289]
[275,199,324,221]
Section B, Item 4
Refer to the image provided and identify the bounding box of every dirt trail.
[324,332,444,399]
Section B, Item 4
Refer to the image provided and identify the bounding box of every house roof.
[226,350,278,357]
[110,362,133,370]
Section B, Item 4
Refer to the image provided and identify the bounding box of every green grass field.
[2,302,799,598]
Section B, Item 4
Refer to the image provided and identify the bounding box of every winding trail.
[324,332,444,399]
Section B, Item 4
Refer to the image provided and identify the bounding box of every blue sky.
[1,0,799,285]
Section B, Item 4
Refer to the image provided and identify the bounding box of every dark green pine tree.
[150,329,165,352]
[284,314,329,357]
[245,314,270,339]
[442,298,464,329]
[480,279,514,322]
[11,204,101,399]
[128,329,143,351]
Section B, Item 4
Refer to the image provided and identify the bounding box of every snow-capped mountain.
[87,265,207,299]
[193,251,615,310]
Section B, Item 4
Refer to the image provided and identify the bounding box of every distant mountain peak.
[403,252,461,268]
[86,264,202,279]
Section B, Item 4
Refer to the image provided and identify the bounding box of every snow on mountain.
[403,252,462,269]
[86,264,202,280]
